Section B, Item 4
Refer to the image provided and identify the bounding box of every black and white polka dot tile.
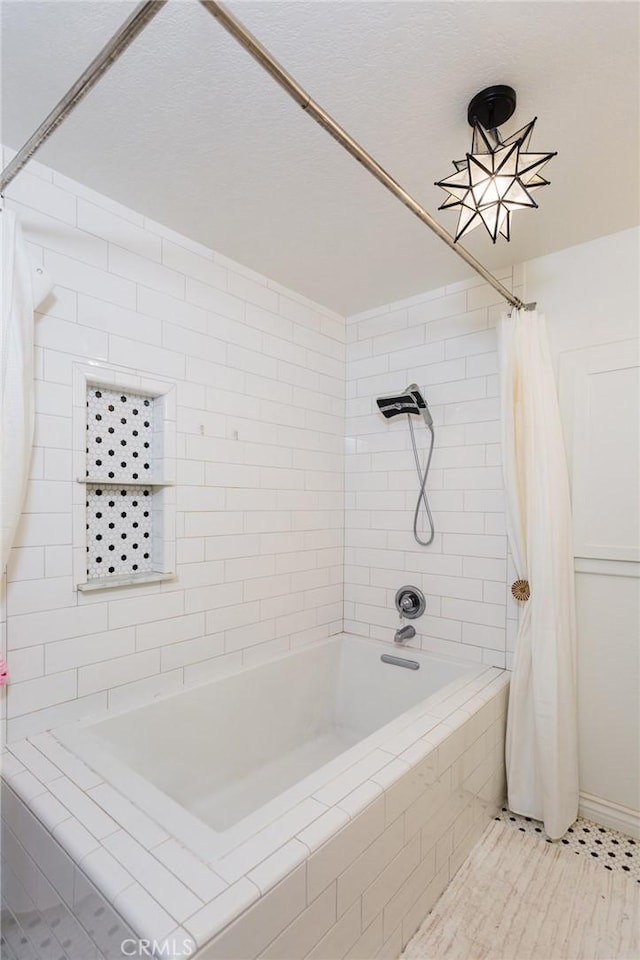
[496,807,640,881]
[86,484,153,578]
[86,385,153,483]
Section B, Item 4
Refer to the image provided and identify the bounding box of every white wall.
[344,268,524,669]
[526,227,639,367]
[525,227,640,832]
[0,152,345,742]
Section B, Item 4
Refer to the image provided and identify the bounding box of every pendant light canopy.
[436,85,557,243]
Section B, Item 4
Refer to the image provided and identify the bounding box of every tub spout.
[394,624,416,644]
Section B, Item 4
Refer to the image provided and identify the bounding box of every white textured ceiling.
[2,1,638,315]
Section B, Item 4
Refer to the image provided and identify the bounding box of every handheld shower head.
[376,384,433,428]
[375,382,436,547]
[405,384,433,428]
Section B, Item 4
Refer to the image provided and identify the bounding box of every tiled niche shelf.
[72,364,176,593]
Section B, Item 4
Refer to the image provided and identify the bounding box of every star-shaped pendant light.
[435,86,557,243]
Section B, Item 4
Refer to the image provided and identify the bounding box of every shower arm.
[1,0,529,313]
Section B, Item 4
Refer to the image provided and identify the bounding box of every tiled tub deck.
[1,651,508,959]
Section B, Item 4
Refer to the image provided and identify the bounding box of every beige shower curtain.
[1,209,52,688]
[1,209,52,569]
[2,210,35,572]
[498,307,579,840]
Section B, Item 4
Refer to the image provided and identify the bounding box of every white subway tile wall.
[344,268,524,667]
[2,154,345,740]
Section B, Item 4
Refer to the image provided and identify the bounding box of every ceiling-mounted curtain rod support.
[199,0,525,312]
[0,0,167,194]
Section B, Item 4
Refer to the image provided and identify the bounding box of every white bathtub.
[4,634,509,958]
[58,636,475,855]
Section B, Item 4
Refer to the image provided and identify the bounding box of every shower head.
[376,384,433,428]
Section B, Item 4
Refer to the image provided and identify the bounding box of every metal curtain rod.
[1,0,525,312]
[198,0,525,312]
[0,0,167,193]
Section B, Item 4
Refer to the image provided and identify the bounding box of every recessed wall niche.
[72,365,176,592]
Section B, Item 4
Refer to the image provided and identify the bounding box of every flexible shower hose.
[407,415,435,546]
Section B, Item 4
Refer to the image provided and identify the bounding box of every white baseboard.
[579,791,640,838]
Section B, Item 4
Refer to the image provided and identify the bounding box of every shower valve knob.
[394,586,426,620]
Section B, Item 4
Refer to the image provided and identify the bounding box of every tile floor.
[402,818,639,960]
[496,807,640,882]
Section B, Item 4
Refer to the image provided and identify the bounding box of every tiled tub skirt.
[1,670,508,959]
